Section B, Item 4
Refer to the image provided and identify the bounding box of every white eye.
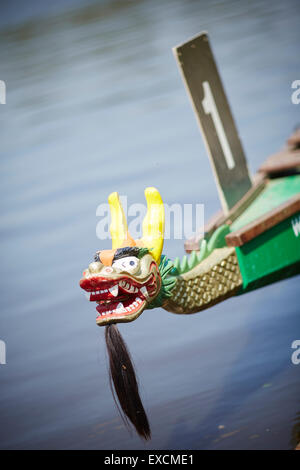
[112,256,139,273]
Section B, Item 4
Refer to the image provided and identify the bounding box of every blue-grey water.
[0,0,299,450]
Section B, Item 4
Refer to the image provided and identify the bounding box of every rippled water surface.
[0,0,299,449]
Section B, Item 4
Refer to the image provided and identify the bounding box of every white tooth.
[134,287,138,293]
[126,307,131,311]
[133,302,138,307]
[126,283,130,289]
[140,286,148,298]
[136,297,142,303]
[116,302,125,313]
[109,285,118,297]
[129,285,135,292]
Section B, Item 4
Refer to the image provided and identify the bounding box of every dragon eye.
[112,256,139,273]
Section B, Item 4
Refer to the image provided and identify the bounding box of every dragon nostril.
[103,267,113,274]
[89,262,102,273]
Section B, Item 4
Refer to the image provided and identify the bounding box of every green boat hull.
[236,210,300,293]
[225,174,300,293]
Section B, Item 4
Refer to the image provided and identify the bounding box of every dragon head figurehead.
[79,187,176,326]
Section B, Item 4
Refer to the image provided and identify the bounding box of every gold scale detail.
[163,247,242,314]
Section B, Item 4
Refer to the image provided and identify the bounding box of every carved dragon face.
[80,248,161,326]
[79,188,168,326]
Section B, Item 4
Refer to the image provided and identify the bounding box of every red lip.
[79,276,116,292]
[80,270,158,298]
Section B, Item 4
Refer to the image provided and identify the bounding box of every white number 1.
[202,81,235,170]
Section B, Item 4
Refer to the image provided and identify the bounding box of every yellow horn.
[108,192,129,249]
[140,187,165,264]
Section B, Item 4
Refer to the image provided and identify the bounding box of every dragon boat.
[79,32,300,439]
[80,33,300,323]
[79,170,300,323]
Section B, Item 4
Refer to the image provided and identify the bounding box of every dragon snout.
[88,261,102,273]
[80,251,162,326]
[79,265,160,326]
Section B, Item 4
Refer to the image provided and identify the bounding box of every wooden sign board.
[173,32,252,213]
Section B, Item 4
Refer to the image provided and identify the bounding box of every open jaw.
[80,271,158,325]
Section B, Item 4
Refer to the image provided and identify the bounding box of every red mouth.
[79,265,159,325]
